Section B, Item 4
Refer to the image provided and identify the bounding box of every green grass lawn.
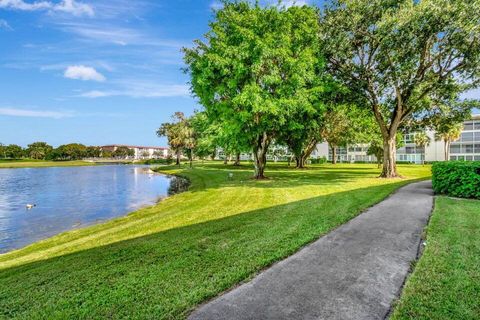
[0,163,430,319]
[0,159,95,168]
[391,197,480,320]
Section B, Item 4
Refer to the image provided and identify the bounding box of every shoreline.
[0,165,189,255]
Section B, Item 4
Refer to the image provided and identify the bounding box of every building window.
[464,144,474,153]
[466,156,473,161]
[475,132,480,142]
[463,122,474,131]
[406,146,416,154]
[450,155,457,160]
[474,122,480,130]
[461,132,474,142]
[450,144,461,154]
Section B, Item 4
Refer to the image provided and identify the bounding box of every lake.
[0,165,187,253]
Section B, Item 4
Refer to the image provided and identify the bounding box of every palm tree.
[157,112,189,166]
[434,123,463,161]
[414,132,431,165]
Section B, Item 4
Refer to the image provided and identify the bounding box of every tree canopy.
[26,142,53,160]
[184,2,326,178]
[320,0,480,177]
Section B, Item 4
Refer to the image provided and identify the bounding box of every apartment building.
[314,115,480,163]
[448,116,480,161]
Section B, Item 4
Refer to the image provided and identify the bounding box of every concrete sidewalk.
[189,181,433,320]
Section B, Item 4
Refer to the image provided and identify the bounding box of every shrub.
[143,158,173,165]
[310,156,328,164]
[432,161,480,199]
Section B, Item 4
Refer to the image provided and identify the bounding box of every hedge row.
[432,161,480,199]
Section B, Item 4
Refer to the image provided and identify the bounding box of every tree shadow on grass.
[169,163,386,193]
[0,181,412,319]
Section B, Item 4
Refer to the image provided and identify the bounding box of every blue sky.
[0,0,224,147]
[0,0,323,147]
[0,0,477,147]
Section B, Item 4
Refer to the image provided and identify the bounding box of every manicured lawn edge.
[0,164,432,319]
[390,196,480,319]
[0,160,97,169]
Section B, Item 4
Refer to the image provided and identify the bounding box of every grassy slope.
[0,159,95,168]
[0,163,430,319]
[391,197,480,320]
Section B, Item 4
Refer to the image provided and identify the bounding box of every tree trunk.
[302,155,308,168]
[176,150,180,166]
[444,140,450,161]
[331,146,337,165]
[233,152,241,166]
[223,155,228,165]
[294,138,317,169]
[295,156,304,168]
[253,132,270,179]
[376,152,382,168]
[295,154,310,168]
[380,136,398,178]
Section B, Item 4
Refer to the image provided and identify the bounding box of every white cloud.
[0,18,12,30]
[64,65,106,82]
[79,81,189,98]
[0,0,94,17]
[57,22,186,48]
[80,90,110,98]
[0,107,73,119]
[54,0,93,16]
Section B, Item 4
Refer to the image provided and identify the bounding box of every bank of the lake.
[0,159,96,169]
[0,165,184,252]
[0,163,431,319]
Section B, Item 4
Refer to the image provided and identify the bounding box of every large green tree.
[320,104,374,164]
[277,103,324,168]
[320,0,480,177]
[0,143,5,158]
[189,112,215,160]
[4,144,24,159]
[52,143,87,160]
[85,146,101,158]
[184,2,324,178]
[26,142,53,160]
[113,147,134,159]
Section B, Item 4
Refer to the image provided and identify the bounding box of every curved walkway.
[189,180,434,320]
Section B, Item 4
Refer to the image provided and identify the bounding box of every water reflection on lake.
[0,165,187,253]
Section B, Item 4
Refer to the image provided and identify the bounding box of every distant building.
[447,115,480,161]
[314,114,480,164]
[100,145,169,160]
